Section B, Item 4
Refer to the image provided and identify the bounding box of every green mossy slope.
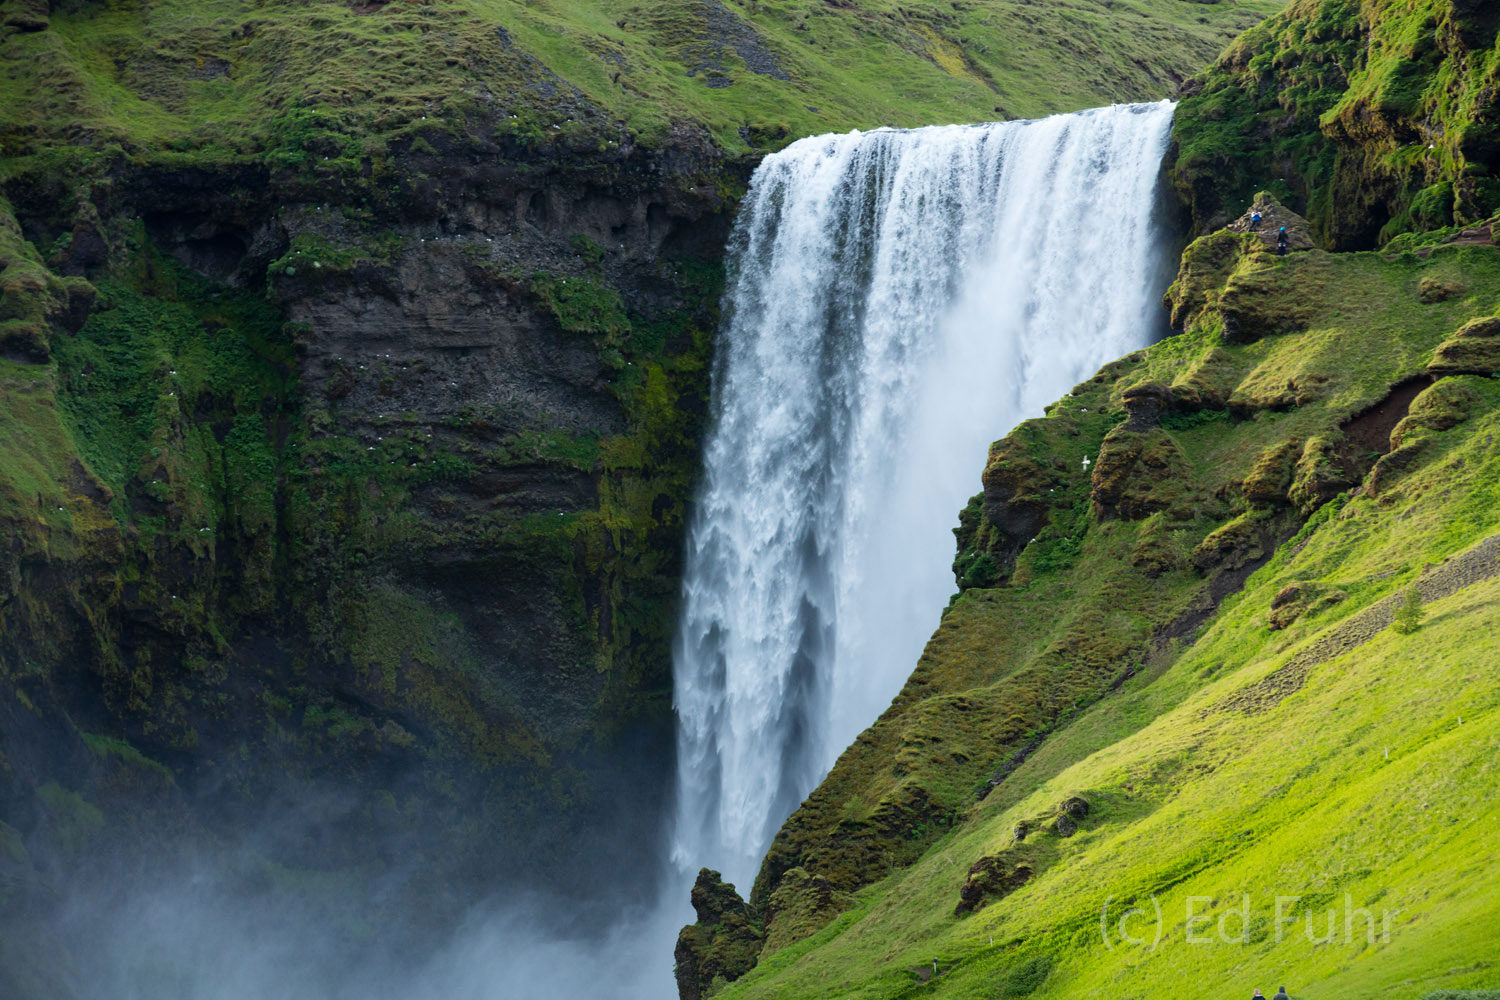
[1,0,1282,167]
[694,231,1500,996]
[1170,0,1500,248]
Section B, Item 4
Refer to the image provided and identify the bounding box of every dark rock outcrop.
[955,850,1035,915]
[974,426,1063,575]
[1121,381,1173,431]
[1226,192,1316,253]
[762,867,854,954]
[1091,426,1193,520]
[1268,581,1346,631]
[1242,437,1303,507]
[675,869,764,1000]
[1288,436,1357,516]
[1163,205,1321,348]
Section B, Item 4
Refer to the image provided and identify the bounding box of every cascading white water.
[672,100,1177,892]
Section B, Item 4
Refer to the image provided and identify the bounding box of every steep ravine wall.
[0,129,744,990]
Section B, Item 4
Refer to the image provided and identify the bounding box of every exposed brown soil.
[1415,224,1500,258]
[1344,373,1434,455]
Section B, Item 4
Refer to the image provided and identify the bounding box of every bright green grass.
[722,241,1500,997]
[724,416,1500,999]
[1,0,1285,165]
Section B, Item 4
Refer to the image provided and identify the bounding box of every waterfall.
[672,100,1177,892]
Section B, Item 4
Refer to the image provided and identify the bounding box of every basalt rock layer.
[0,125,734,957]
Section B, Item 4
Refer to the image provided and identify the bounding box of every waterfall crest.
[672,101,1177,890]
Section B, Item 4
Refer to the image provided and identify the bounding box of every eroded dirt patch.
[1340,376,1433,464]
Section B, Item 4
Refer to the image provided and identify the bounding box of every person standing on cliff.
[1273,987,1291,1000]
[1250,208,1263,230]
[1276,227,1289,256]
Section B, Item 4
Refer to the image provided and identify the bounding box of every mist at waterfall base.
[32,102,1175,1000]
[48,852,688,1000]
[31,733,683,1000]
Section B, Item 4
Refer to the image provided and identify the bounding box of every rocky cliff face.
[0,115,740,988]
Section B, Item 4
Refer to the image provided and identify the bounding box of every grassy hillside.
[0,0,1283,168]
[700,226,1500,999]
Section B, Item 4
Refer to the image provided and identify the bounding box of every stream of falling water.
[671,100,1177,895]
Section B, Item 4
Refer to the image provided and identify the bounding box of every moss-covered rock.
[1193,509,1278,573]
[1091,426,1194,520]
[1267,579,1346,630]
[1164,229,1257,333]
[1130,513,1189,577]
[1226,191,1318,252]
[1170,0,1500,249]
[1429,315,1500,375]
[1287,434,1356,516]
[1393,377,1482,444]
[1119,381,1173,431]
[1162,215,1325,347]
[0,200,93,361]
[761,868,854,954]
[969,425,1067,581]
[720,230,1500,1000]
[676,869,765,1000]
[1242,437,1303,506]
[1217,259,1322,346]
[955,846,1039,916]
